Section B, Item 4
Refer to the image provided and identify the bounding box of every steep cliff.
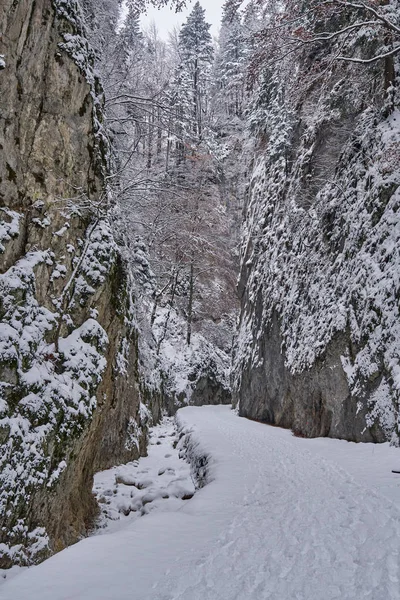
[0,0,153,566]
[233,37,400,442]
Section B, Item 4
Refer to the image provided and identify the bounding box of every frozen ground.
[1,405,400,600]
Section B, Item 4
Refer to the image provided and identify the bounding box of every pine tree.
[79,0,123,59]
[214,2,246,119]
[119,7,144,64]
[167,61,193,164]
[177,1,214,141]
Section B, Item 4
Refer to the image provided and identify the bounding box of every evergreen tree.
[119,7,144,64]
[167,61,193,164]
[177,2,214,141]
[79,0,123,59]
[213,2,247,119]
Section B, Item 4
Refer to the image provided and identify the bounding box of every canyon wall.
[233,45,400,443]
[0,0,155,566]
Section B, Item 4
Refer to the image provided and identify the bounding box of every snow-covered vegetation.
[231,0,400,443]
[0,215,117,564]
[86,0,241,411]
[1,0,400,576]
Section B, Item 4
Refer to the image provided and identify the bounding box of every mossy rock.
[0,357,19,385]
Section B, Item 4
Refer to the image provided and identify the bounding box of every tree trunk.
[166,115,172,171]
[157,269,179,354]
[186,261,194,346]
[384,53,395,114]
[147,108,154,169]
[193,58,199,138]
[157,106,162,155]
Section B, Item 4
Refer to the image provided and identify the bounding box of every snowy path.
[2,405,400,600]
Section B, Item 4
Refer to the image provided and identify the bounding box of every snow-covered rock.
[233,43,400,443]
[0,0,153,567]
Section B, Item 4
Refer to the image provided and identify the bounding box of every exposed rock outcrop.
[233,45,400,442]
[0,0,153,566]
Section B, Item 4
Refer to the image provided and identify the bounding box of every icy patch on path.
[2,406,400,600]
[93,418,195,533]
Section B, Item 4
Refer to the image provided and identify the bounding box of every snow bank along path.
[2,405,400,600]
[92,417,196,533]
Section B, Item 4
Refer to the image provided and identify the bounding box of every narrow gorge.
[0,0,399,591]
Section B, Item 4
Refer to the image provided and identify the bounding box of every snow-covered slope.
[2,405,400,600]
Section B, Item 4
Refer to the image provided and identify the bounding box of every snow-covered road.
[2,405,400,600]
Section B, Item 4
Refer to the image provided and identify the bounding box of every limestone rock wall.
[0,0,153,566]
[233,50,400,443]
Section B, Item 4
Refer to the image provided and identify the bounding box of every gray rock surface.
[0,0,154,566]
[233,43,399,443]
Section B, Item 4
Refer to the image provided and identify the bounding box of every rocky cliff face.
[233,49,400,443]
[0,0,153,566]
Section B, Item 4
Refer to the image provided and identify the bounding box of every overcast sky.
[140,0,224,40]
